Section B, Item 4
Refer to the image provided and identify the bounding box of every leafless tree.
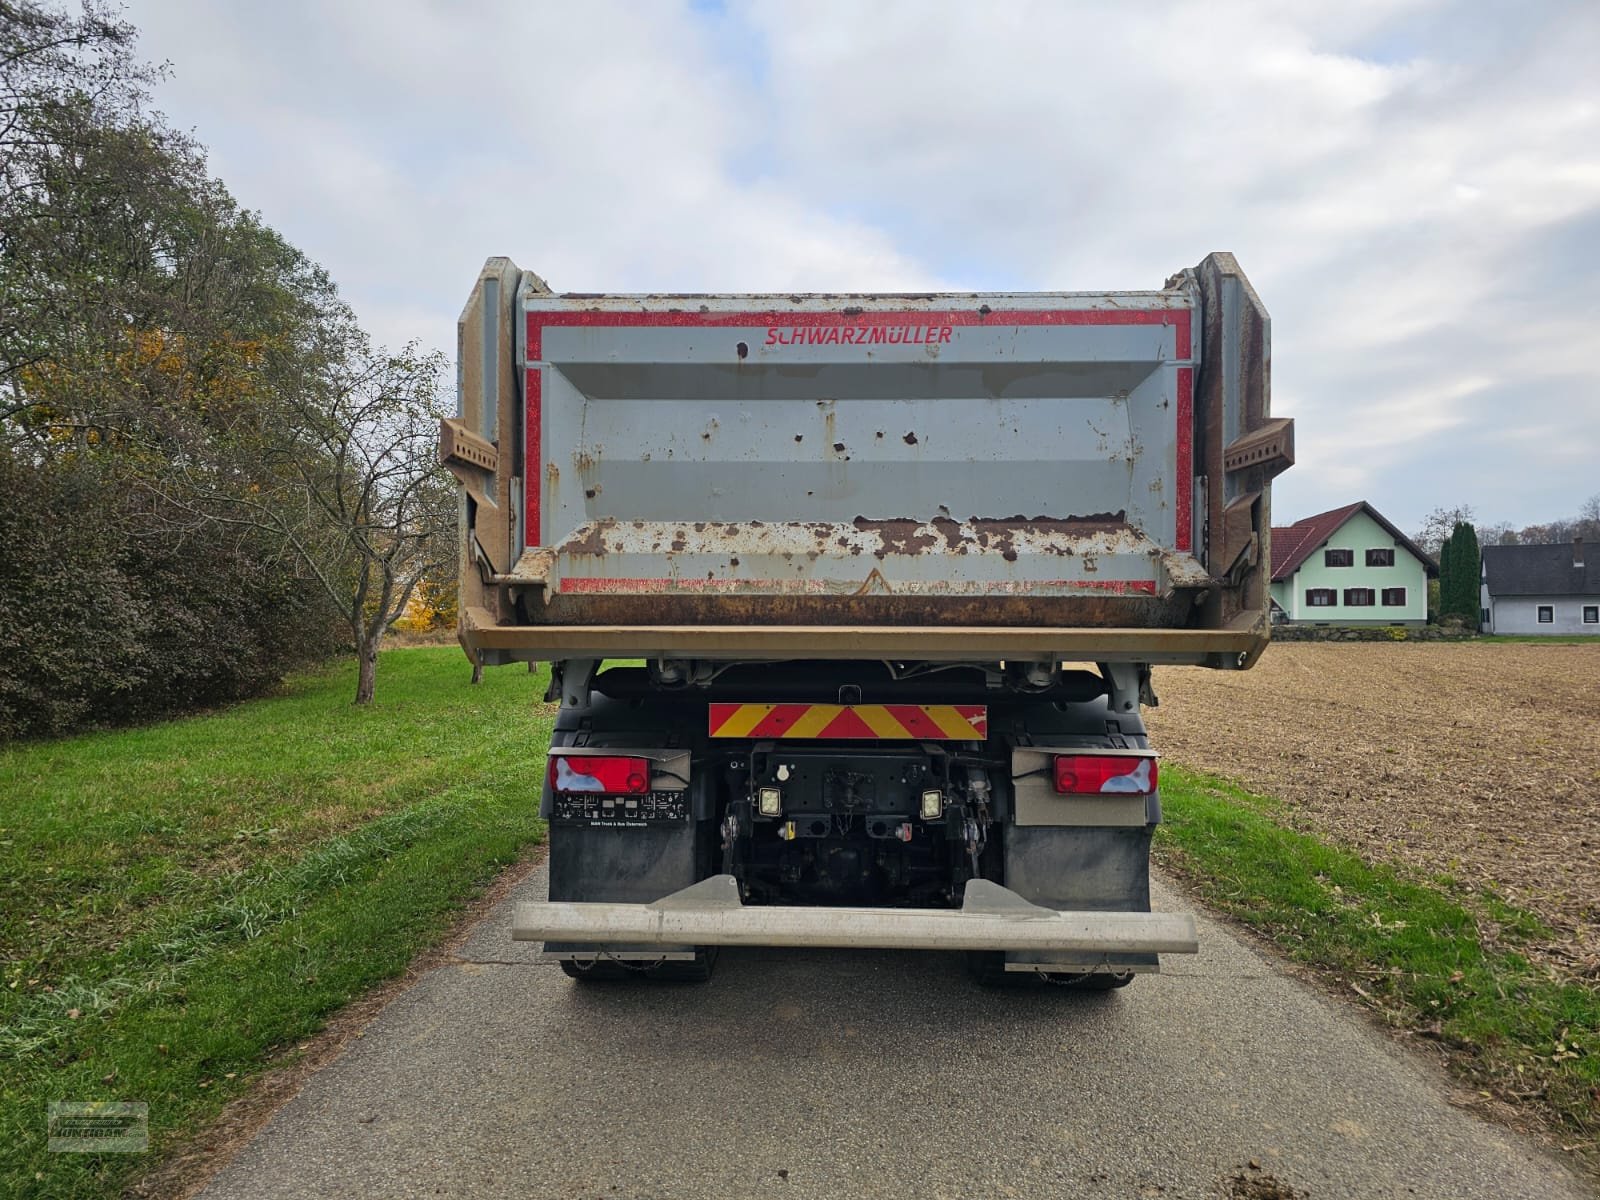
[163,337,457,703]
[1413,504,1475,557]
[1578,493,1600,542]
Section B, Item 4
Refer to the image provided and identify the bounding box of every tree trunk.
[355,637,378,704]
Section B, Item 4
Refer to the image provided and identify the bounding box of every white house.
[1481,538,1599,635]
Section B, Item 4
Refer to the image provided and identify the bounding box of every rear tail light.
[549,754,650,795]
[1052,754,1157,795]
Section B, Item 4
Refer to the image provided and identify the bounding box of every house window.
[1344,588,1376,606]
[1305,588,1336,607]
[1381,588,1407,606]
[1366,548,1395,567]
[1538,605,1554,623]
[1324,549,1354,567]
[1481,608,1490,625]
[1585,606,1598,624]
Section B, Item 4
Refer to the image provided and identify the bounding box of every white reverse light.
[758,787,783,817]
[920,790,943,820]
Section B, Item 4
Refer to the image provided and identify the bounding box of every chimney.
[1576,536,1585,569]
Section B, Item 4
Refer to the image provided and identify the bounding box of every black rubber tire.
[965,950,1032,989]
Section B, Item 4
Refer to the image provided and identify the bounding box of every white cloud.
[124,0,1600,531]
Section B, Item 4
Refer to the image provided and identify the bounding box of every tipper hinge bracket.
[440,417,499,484]
[1223,417,1295,480]
[1218,491,1262,582]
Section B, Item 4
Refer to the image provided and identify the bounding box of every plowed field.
[1146,641,1600,980]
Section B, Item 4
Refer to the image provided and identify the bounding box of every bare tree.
[1578,493,1600,542]
[165,338,457,703]
[1413,504,1475,557]
[1476,522,1518,547]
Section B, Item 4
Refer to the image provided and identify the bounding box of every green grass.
[1156,767,1599,1148]
[0,648,551,1199]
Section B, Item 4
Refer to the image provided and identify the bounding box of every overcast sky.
[123,0,1599,533]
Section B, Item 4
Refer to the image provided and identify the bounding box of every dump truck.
[442,253,1292,985]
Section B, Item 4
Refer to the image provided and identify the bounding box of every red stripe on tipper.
[559,577,1157,595]
[526,307,1192,362]
[1175,366,1193,553]
[525,366,541,545]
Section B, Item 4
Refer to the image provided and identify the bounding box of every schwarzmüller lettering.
[764,325,955,347]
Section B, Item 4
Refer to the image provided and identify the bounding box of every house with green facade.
[1269,502,1436,627]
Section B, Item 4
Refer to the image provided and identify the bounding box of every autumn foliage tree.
[0,1,452,731]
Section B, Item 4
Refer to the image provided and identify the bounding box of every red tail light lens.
[1052,754,1157,795]
[548,754,651,795]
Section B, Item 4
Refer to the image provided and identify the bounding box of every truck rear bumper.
[513,875,1198,956]
[464,606,1266,668]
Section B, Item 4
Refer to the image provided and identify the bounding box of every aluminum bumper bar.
[513,875,1198,956]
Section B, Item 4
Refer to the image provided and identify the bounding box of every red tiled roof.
[1270,501,1437,581]
[1270,503,1362,579]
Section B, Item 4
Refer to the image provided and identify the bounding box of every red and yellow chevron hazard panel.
[708,703,988,741]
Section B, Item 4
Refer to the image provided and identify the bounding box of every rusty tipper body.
[444,254,1291,984]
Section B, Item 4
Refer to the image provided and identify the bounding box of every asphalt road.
[198,864,1592,1200]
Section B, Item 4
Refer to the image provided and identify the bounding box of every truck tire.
[964,951,1030,989]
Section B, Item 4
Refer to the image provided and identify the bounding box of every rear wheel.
[965,951,1031,989]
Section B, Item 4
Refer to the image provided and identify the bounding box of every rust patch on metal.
[903,431,918,445]
[930,516,962,550]
[851,517,940,558]
[530,592,1188,630]
[562,520,610,557]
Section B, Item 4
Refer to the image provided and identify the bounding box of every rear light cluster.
[549,754,651,794]
[1052,754,1157,795]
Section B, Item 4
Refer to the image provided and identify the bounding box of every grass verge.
[0,647,551,1199]
[1155,766,1598,1161]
